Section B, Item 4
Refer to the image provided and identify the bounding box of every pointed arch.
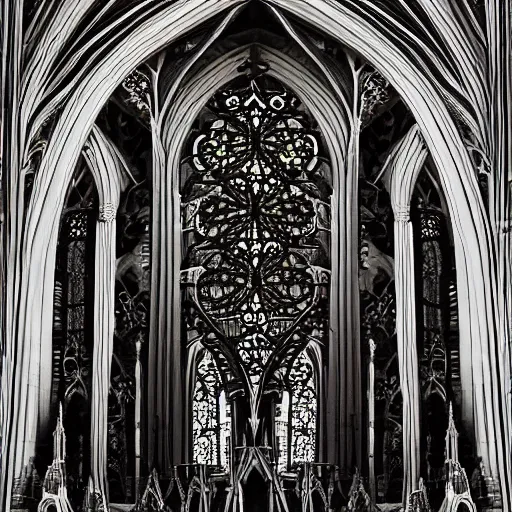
[2,2,510,510]
[157,42,351,471]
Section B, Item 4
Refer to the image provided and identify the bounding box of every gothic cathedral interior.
[1,2,511,512]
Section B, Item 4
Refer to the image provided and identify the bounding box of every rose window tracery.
[181,75,330,468]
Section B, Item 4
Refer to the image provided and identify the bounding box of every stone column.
[89,202,117,507]
[393,206,421,504]
[382,124,426,504]
[134,337,143,501]
[368,338,376,502]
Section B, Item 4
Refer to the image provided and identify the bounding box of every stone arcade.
[1,1,511,511]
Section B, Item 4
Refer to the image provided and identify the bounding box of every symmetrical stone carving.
[130,462,348,512]
[180,73,330,480]
[4,4,510,511]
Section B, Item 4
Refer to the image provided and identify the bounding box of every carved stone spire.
[445,401,459,463]
[54,402,66,462]
[38,402,74,512]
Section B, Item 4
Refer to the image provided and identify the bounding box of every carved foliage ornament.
[360,71,393,128]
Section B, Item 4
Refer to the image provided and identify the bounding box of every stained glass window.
[289,350,317,464]
[192,350,231,467]
[416,203,449,480]
[52,165,96,506]
[181,74,330,469]
[276,349,317,471]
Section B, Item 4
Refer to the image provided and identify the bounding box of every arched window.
[412,170,462,482]
[51,164,97,506]
[181,73,330,470]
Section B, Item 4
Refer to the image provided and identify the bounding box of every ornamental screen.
[181,75,331,469]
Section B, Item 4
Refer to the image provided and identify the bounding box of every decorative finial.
[445,401,459,462]
[52,401,66,463]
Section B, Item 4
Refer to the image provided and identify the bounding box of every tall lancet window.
[192,350,231,467]
[181,73,330,470]
[52,164,97,505]
[276,350,318,471]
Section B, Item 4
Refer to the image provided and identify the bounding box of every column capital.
[98,202,117,223]
[394,205,410,222]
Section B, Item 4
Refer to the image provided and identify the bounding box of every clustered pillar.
[383,125,427,505]
[88,202,118,507]
[393,205,421,503]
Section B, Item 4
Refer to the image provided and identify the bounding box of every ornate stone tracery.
[1,2,511,512]
[181,73,330,470]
